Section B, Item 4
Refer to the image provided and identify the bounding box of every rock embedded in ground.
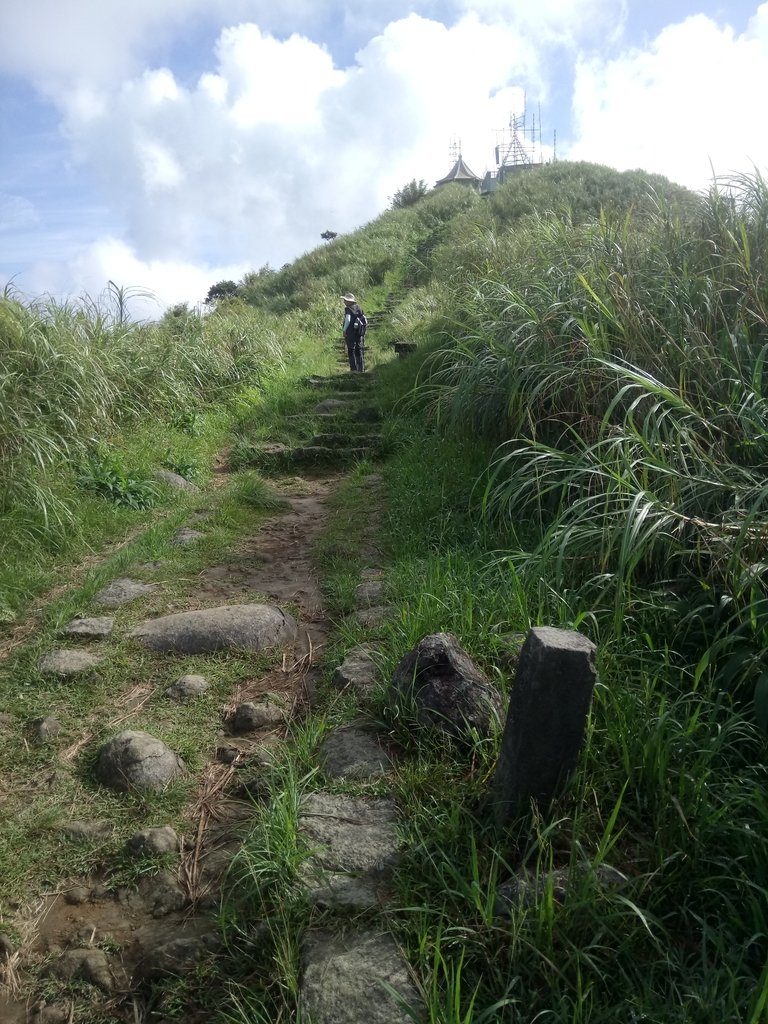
[61,820,113,842]
[320,727,392,780]
[230,699,285,733]
[125,825,180,857]
[353,605,392,629]
[63,885,91,905]
[37,650,102,677]
[63,616,114,639]
[299,792,399,909]
[171,527,205,546]
[300,929,421,1024]
[34,1003,72,1024]
[139,870,187,917]
[354,580,386,607]
[95,731,185,792]
[93,578,156,608]
[494,863,628,915]
[332,647,380,696]
[46,948,115,992]
[131,603,297,654]
[390,632,504,740]
[164,674,209,701]
[153,469,200,493]
[32,715,61,742]
[0,932,14,961]
[139,932,221,978]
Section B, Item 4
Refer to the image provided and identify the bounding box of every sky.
[0,0,765,318]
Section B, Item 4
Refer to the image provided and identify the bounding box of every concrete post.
[494,626,597,826]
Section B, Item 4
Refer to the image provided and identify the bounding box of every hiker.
[341,293,367,372]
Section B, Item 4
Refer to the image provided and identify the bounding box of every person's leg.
[346,338,356,371]
[353,338,364,371]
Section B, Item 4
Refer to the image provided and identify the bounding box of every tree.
[390,179,429,209]
[204,279,239,305]
[320,230,338,242]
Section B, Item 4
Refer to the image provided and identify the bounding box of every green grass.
[5,160,768,1022]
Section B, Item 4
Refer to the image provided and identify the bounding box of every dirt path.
[0,466,347,1022]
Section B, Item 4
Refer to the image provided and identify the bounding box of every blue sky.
[1,1,765,316]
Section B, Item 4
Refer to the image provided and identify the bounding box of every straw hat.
[341,293,356,303]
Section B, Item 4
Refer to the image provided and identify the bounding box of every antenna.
[448,136,461,163]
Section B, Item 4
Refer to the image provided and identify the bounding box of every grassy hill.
[1,161,767,1022]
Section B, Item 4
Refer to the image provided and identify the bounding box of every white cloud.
[15,13,538,307]
[567,6,768,188]
[22,237,248,319]
[0,1,641,310]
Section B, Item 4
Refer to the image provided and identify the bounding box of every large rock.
[93,578,156,607]
[301,930,421,1024]
[38,650,101,677]
[131,603,297,654]
[389,633,503,739]
[95,731,185,792]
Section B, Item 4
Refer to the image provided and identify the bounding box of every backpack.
[348,305,367,338]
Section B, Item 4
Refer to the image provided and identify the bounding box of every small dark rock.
[38,650,101,677]
[0,932,14,961]
[153,469,199,493]
[32,716,62,742]
[46,947,114,992]
[93,578,156,608]
[63,885,91,906]
[61,820,113,842]
[171,527,205,546]
[63,616,114,639]
[140,932,221,978]
[35,1004,71,1024]
[125,825,180,857]
[164,674,209,701]
[230,699,285,733]
[138,870,187,917]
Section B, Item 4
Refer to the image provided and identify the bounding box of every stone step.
[311,433,382,448]
[250,443,375,467]
[301,929,421,1024]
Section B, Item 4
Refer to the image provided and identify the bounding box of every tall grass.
[0,289,286,615]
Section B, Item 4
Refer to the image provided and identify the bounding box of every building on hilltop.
[434,152,482,190]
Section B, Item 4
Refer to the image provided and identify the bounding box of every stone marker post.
[494,626,597,826]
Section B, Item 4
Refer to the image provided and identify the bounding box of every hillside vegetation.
[2,161,767,1022]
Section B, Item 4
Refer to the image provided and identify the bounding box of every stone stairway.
[3,367,421,1024]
